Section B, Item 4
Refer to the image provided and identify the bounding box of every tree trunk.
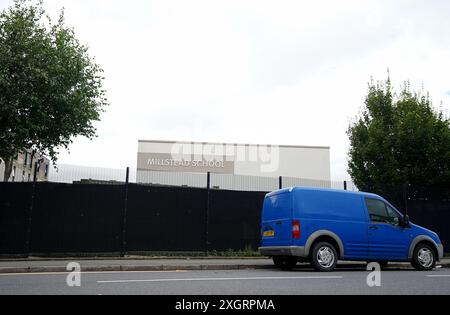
[2,157,14,182]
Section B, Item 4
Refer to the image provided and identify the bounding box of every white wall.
[233,145,330,180]
[138,141,177,154]
[138,140,331,181]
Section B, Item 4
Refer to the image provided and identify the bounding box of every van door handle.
[369,226,379,230]
[275,221,282,225]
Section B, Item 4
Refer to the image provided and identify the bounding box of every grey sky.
[2,0,450,180]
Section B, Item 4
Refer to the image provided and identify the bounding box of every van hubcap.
[317,247,335,268]
[418,248,433,268]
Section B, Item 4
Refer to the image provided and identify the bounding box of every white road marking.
[0,265,63,269]
[97,275,343,284]
[0,270,187,277]
[426,275,450,278]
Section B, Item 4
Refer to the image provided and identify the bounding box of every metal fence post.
[206,172,211,255]
[403,183,409,215]
[121,167,130,257]
[25,162,39,257]
[279,176,283,190]
[344,181,348,191]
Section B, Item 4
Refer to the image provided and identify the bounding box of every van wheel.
[310,242,338,272]
[273,256,297,270]
[411,244,436,271]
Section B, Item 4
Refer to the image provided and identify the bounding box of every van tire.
[273,256,297,270]
[310,242,338,272]
[411,244,436,271]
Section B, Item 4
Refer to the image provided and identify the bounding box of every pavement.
[1,268,450,295]
[0,258,270,274]
[0,257,449,274]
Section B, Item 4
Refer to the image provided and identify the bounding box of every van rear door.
[261,192,293,247]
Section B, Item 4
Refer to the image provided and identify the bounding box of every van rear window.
[268,194,290,209]
[263,193,291,220]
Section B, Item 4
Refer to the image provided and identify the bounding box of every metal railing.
[48,164,133,184]
[42,164,359,192]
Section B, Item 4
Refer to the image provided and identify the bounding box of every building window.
[24,152,28,166]
[22,171,25,182]
[45,164,49,178]
[12,166,16,182]
[28,173,31,182]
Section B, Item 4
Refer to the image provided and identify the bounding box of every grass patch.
[127,246,262,258]
[0,248,263,260]
[207,246,261,257]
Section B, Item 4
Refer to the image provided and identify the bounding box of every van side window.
[365,198,390,223]
[365,198,401,225]
[386,204,401,226]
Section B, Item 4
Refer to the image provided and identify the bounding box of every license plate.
[264,230,275,237]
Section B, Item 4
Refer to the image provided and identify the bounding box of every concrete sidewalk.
[0,258,270,273]
[0,257,449,274]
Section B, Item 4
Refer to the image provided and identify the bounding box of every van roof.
[266,187,382,199]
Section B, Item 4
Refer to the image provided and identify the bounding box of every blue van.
[259,187,444,271]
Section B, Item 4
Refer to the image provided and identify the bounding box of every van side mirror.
[402,215,410,227]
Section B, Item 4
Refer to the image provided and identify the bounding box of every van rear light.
[292,220,300,239]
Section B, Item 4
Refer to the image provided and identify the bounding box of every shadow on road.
[273,263,417,272]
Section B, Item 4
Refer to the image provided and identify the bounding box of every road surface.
[0,267,449,295]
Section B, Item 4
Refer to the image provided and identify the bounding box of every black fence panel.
[30,183,123,253]
[209,190,266,251]
[125,185,207,252]
[408,200,450,253]
[1,181,448,255]
[381,190,450,253]
[0,183,32,255]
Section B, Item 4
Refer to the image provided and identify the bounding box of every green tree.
[348,76,450,197]
[0,0,107,181]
